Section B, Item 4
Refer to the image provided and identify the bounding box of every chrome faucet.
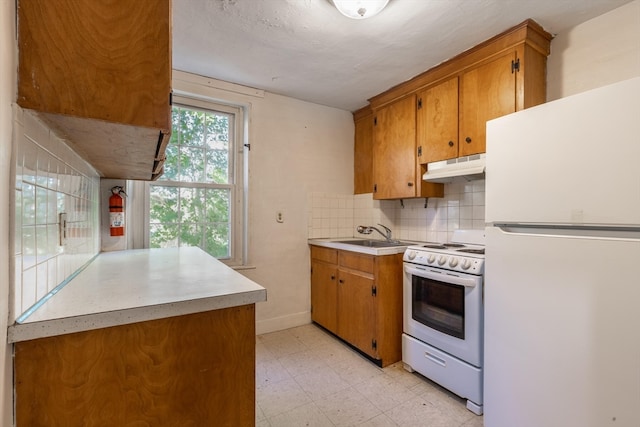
[356,224,396,242]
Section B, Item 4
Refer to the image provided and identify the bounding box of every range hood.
[423,153,486,183]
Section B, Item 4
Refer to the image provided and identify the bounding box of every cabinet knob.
[339,279,344,284]
[407,182,414,187]
[448,140,454,147]
[465,137,472,143]
[330,275,335,280]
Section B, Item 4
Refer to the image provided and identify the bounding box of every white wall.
[0,0,13,425]
[171,71,354,334]
[547,0,640,100]
[245,91,354,333]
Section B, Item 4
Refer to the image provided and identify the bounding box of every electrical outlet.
[276,211,284,223]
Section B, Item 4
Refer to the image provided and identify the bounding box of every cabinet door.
[354,111,374,194]
[418,77,459,163]
[459,51,517,157]
[17,0,171,130]
[373,95,417,199]
[337,270,376,359]
[311,260,338,334]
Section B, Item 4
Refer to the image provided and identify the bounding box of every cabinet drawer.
[339,251,374,273]
[310,246,338,264]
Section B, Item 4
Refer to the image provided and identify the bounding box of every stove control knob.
[427,254,436,264]
[449,257,459,268]
[461,259,472,270]
[407,251,417,260]
[437,255,447,266]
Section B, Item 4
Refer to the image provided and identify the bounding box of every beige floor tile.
[256,324,484,427]
[258,331,308,359]
[356,373,416,412]
[360,413,400,426]
[410,372,481,425]
[256,357,292,388]
[288,324,340,349]
[332,357,385,386]
[257,377,312,419]
[294,366,351,401]
[267,402,335,427]
[460,415,485,427]
[256,402,267,422]
[256,418,271,427]
[315,387,382,426]
[279,348,332,378]
[384,394,457,427]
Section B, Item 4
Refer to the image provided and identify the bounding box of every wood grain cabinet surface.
[310,245,403,367]
[372,95,445,200]
[15,306,256,427]
[353,106,374,194]
[357,19,552,197]
[17,0,172,180]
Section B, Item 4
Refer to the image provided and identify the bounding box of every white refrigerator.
[484,77,640,427]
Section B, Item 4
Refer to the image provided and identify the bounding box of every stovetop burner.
[422,243,466,249]
[457,248,485,255]
[404,230,486,274]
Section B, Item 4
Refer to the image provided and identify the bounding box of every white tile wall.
[12,106,100,322]
[308,179,485,243]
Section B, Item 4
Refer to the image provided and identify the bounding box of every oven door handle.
[404,265,478,288]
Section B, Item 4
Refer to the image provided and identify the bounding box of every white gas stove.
[403,229,485,275]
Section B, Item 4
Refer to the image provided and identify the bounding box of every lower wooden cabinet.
[310,245,403,367]
[14,306,256,427]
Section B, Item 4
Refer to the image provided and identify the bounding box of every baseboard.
[256,311,311,335]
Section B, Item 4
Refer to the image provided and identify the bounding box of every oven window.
[412,275,465,339]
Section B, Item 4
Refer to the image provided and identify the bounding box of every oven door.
[403,263,483,367]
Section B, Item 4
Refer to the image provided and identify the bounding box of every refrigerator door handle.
[493,223,640,240]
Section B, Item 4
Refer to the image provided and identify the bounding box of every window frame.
[143,95,247,266]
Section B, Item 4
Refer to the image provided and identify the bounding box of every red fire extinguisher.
[109,186,126,237]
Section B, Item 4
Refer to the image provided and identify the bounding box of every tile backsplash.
[12,106,100,322]
[308,179,485,243]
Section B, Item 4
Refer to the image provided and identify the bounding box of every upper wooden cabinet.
[353,106,374,194]
[418,51,518,163]
[417,77,459,163]
[459,51,517,158]
[17,0,172,180]
[372,95,444,200]
[363,19,552,183]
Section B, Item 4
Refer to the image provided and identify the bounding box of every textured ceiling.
[173,0,633,111]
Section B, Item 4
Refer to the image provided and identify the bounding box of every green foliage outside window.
[149,105,234,258]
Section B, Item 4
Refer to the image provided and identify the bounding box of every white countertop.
[8,247,267,343]
[308,238,415,256]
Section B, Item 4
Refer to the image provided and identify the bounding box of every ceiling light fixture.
[332,0,390,20]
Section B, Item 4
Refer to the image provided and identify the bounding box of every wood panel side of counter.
[15,305,256,427]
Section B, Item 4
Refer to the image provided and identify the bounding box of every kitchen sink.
[333,239,409,248]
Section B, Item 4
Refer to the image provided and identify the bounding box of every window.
[146,96,245,264]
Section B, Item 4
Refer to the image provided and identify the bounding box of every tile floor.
[256,324,484,427]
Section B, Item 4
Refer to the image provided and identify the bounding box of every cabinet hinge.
[372,285,377,297]
[169,91,173,106]
[372,339,377,350]
[417,146,422,157]
[373,183,377,193]
[511,58,520,73]
[373,116,377,126]
[417,98,423,109]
